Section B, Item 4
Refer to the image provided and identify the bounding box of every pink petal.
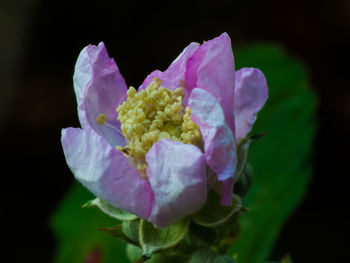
[220,178,234,206]
[61,127,154,219]
[140,42,200,94]
[189,88,236,205]
[145,139,206,228]
[234,68,268,142]
[73,42,127,147]
[185,33,235,133]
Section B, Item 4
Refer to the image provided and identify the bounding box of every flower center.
[116,78,202,177]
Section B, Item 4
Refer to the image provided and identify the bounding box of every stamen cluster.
[116,78,202,177]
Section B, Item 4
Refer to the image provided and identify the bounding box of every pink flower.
[61,33,267,228]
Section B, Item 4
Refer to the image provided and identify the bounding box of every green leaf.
[188,249,236,263]
[139,218,190,257]
[229,44,316,262]
[83,197,138,221]
[51,183,129,263]
[192,192,241,228]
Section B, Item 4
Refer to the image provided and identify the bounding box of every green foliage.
[51,44,315,263]
[230,44,316,262]
[51,183,129,263]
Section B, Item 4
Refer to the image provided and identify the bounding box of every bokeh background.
[1,0,349,262]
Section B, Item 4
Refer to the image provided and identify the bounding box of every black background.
[1,0,349,262]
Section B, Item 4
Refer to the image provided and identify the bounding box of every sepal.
[192,191,242,228]
[122,219,140,243]
[82,198,138,221]
[233,164,253,197]
[99,224,139,246]
[234,132,265,197]
[99,219,141,248]
[235,137,251,180]
[139,218,190,258]
[236,132,265,178]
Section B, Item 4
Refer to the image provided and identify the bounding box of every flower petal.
[220,178,234,206]
[185,32,235,133]
[189,88,236,205]
[145,139,207,228]
[61,127,154,219]
[141,42,200,93]
[73,42,127,147]
[234,68,268,142]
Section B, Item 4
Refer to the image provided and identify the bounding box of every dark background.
[1,0,349,262]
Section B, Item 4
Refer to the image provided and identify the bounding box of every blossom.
[61,33,267,228]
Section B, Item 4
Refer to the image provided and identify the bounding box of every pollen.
[116,78,202,177]
[96,114,107,125]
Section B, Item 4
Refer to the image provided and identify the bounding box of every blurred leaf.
[51,183,129,263]
[229,44,316,262]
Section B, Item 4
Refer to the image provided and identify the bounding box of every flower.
[61,33,267,228]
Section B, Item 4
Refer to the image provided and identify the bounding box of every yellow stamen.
[96,114,107,125]
[116,78,202,176]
